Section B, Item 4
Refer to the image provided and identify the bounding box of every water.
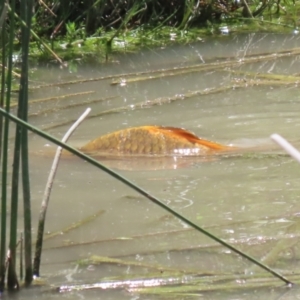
[7,32,300,298]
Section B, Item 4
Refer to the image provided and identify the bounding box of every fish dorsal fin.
[149,126,231,151]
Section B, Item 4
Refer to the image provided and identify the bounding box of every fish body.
[79,126,235,157]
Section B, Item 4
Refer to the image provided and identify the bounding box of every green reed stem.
[19,0,33,286]
[7,85,21,290]
[0,5,5,293]
[0,108,293,286]
[0,13,5,160]
[7,0,34,289]
[0,0,13,292]
[0,21,5,294]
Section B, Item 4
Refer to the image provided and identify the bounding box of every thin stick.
[271,134,300,163]
[33,107,91,277]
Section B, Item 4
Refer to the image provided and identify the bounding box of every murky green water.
[7,32,300,299]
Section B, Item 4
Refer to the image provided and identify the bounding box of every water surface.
[9,32,300,299]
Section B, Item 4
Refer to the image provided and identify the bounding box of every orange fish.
[79,126,236,157]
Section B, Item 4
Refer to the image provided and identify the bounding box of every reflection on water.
[14,32,300,298]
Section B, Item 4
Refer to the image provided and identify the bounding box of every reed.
[0,0,13,292]
[7,0,32,288]
[0,8,5,159]
[0,0,34,290]
[19,0,33,286]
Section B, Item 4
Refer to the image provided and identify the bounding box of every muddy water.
[9,33,300,299]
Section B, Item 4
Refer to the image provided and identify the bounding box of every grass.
[8,0,298,63]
